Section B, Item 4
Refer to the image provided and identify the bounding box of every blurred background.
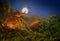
[0,0,60,41]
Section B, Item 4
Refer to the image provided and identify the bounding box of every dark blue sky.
[9,0,60,17]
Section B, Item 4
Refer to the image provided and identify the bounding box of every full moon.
[21,7,29,14]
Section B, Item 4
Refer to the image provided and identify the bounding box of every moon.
[22,7,29,14]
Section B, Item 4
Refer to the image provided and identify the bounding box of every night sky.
[2,0,60,17]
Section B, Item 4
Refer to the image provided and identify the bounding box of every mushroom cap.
[2,16,26,30]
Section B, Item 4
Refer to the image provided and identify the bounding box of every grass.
[0,15,60,41]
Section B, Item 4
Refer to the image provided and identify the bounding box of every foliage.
[0,15,60,41]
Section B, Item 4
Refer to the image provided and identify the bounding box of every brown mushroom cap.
[29,19,42,30]
[2,15,26,30]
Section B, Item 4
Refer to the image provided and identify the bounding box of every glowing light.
[22,7,29,14]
